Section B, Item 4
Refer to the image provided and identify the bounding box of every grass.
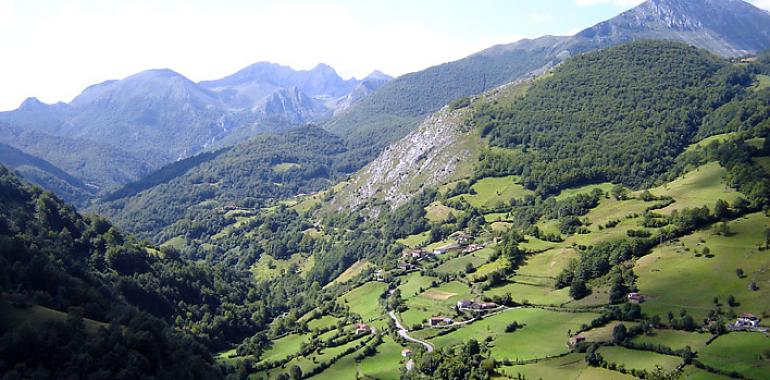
[397,272,438,299]
[686,133,738,152]
[272,162,302,173]
[648,162,743,214]
[484,212,509,223]
[326,260,373,288]
[429,308,597,361]
[517,248,578,279]
[580,322,638,343]
[307,315,341,331]
[682,366,734,380]
[403,281,473,326]
[0,300,107,335]
[425,202,461,223]
[435,251,489,274]
[258,333,310,364]
[754,156,770,175]
[500,353,637,380]
[357,336,404,380]
[635,212,770,320]
[752,74,770,91]
[631,329,711,351]
[259,335,368,379]
[518,236,561,252]
[251,253,311,281]
[337,282,388,323]
[699,333,770,379]
[448,175,533,210]
[396,232,430,248]
[597,346,682,372]
[484,281,571,306]
[554,183,613,201]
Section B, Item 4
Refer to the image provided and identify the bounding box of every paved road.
[388,310,434,353]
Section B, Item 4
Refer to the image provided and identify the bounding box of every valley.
[2,1,770,379]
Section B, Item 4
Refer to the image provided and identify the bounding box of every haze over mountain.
[0,63,390,197]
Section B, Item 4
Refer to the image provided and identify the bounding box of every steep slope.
[94,126,348,240]
[326,0,770,167]
[0,143,93,204]
[0,166,226,378]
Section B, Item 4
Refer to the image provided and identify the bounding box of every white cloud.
[748,0,770,11]
[575,0,644,7]
[0,0,16,29]
[0,1,522,111]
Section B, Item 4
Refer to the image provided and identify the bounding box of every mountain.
[326,0,770,166]
[93,126,349,240]
[0,142,94,204]
[0,64,390,198]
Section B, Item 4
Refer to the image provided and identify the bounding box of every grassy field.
[425,201,461,223]
[260,335,369,379]
[484,281,571,306]
[0,300,107,335]
[326,260,373,287]
[430,308,597,361]
[686,133,737,152]
[517,248,578,279]
[699,333,770,379]
[554,183,613,201]
[435,250,490,274]
[448,175,533,210]
[403,281,473,326]
[307,315,341,331]
[396,232,429,248]
[258,333,310,364]
[753,74,770,91]
[484,212,509,223]
[518,236,561,252]
[251,253,312,281]
[272,162,302,173]
[597,346,682,372]
[682,366,734,380]
[357,336,404,380]
[500,353,637,380]
[648,162,743,214]
[337,282,388,323]
[580,322,638,343]
[635,212,770,320]
[631,329,711,351]
[396,272,438,299]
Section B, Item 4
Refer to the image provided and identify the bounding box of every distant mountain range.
[328,0,770,154]
[0,63,391,197]
[3,0,770,211]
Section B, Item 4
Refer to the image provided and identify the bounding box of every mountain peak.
[19,97,46,110]
[364,70,393,81]
[574,0,770,57]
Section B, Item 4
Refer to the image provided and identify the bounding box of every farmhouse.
[457,300,474,309]
[735,313,761,328]
[569,336,586,347]
[398,261,414,270]
[434,243,461,255]
[477,302,498,310]
[627,292,645,304]
[428,317,453,327]
[462,243,485,254]
[450,231,473,245]
[401,348,412,357]
[402,249,429,259]
[375,270,385,281]
[355,323,371,334]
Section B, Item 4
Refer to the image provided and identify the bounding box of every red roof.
[740,313,758,320]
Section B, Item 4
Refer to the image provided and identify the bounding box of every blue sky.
[0,0,768,110]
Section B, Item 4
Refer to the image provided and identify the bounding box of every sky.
[0,0,769,111]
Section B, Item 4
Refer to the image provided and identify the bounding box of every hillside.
[93,126,349,240]
[0,142,94,204]
[325,0,770,169]
[0,166,228,378]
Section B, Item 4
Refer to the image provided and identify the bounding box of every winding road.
[388,310,434,353]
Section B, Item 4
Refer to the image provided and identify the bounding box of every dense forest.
[94,126,349,240]
[478,41,755,195]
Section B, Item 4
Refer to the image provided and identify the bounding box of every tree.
[570,280,589,300]
[714,199,730,220]
[289,365,302,380]
[611,184,628,200]
[727,295,737,307]
[612,323,627,344]
[736,268,745,278]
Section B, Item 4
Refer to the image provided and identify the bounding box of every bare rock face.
[331,105,476,216]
